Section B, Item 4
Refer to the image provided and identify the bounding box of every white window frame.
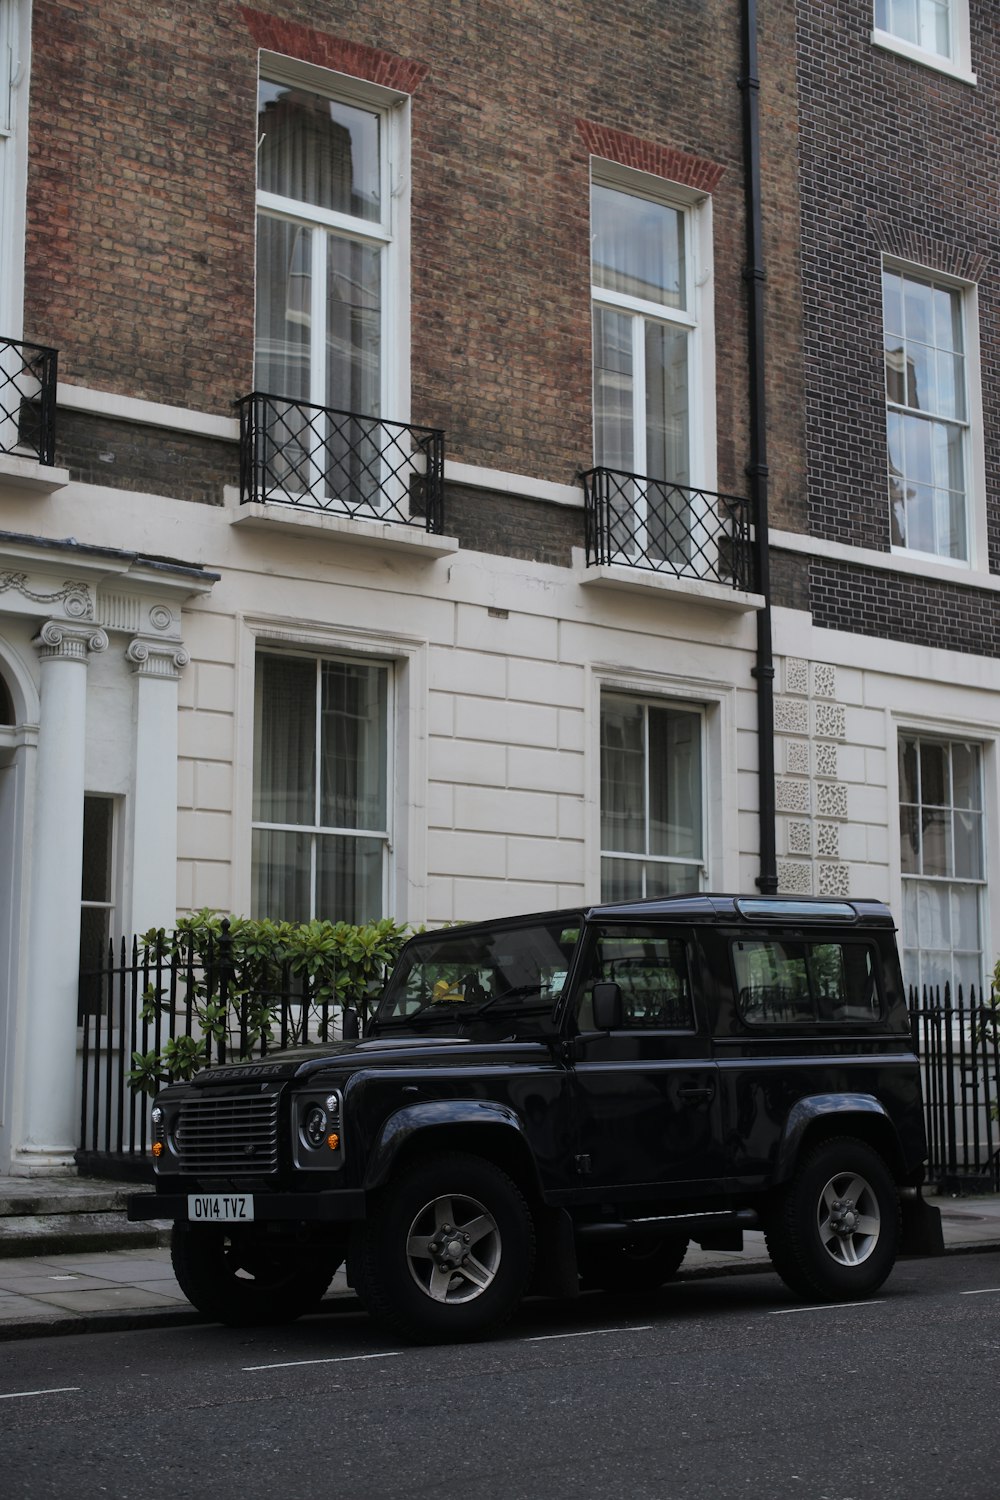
[872,0,976,85]
[234,615,429,926]
[254,51,412,429]
[895,726,989,998]
[883,257,986,572]
[590,159,717,496]
[596,684,712,902]
[251,645,394,923]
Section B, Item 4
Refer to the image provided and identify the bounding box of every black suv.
[129,894,937,1342]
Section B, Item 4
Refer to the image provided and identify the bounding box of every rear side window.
[732,938,881,1026]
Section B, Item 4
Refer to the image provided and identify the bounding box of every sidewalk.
[1,1182,999,1341]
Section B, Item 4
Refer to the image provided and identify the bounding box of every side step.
[576,1208,760,1245]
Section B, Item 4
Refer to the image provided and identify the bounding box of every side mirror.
[342,1008,360,1040]
[591,981,623,1031]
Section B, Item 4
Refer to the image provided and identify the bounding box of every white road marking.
[960,1288,1000,1296]
[243,1352,402,1372]
[0,1387,80,1401]
[769,1300,885,1315]
[525,1325,652,1343]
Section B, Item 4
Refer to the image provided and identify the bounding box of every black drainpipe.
[739,0,778,894]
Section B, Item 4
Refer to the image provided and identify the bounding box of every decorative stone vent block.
[786,740,810,775]
[778,859,813,894]
[818,861,851,897]
[775,698,810,735]
[816,821,840,858]
[776,778,812,814]
[787,820,812,854]
[784,657,809,696]
[812,662,836,698]
[814,702,846,740]
[816,782,848,819]
[815,742,838,778]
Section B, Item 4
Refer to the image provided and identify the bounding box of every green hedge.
[128,909,413,1096]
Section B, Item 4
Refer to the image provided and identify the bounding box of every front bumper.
[127,1190,367,1224]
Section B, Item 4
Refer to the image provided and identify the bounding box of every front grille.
[174,1092,280,1175]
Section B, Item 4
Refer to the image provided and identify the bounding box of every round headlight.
[303,1104,328,1149]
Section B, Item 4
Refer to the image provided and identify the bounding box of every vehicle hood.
[189,1033,549,1086]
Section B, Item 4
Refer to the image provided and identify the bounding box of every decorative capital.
[34,620,109,662]
[126,636,191,679]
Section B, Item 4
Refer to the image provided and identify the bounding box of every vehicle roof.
[405,893,895,939]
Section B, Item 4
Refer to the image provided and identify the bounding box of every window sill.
[573,550,765,612]
[226,489,459,559]
[0,452,70,493]
[871,30,976,86]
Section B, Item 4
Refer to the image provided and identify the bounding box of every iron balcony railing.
[582,466,755,591]
[237,391,445,532]
[0,336,57,465]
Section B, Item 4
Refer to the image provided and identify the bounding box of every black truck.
[128,894,939,1342]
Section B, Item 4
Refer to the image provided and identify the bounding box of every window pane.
[645,322,689,485]
[593,306,635,472]
[920,740,946,805]
[258,80,381,221]
[591,184,684,310]
[649,706,701,859]
[320,661,388,830]
[81,797,114,904]
[251,828,311,922]
[255,216,312,401]
[325,235,381,415]
[951,743,980,809]
[253,654,316,825]
[317,834,384,923]
[600,857,645,903]
[600,697,645,853]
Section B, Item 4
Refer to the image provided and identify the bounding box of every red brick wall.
[25,1,791,497]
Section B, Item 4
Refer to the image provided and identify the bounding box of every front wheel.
[171,1224,342,1327]
[357,1152,535,1343]
[765,1136,900,1302]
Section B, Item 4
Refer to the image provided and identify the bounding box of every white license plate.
[187,1193,254,1223]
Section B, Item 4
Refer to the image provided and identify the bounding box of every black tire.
[578,1236,688,1293]
[357,1151,535,1343]
[765,1136,900,1302]
[171,1224,342,1327]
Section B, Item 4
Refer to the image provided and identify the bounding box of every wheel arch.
[363,1100,544,1204]
[773,1095,907,1186]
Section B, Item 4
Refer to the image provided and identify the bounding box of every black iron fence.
[0,336,57,464]
[581,465,755,591]
[909,983,1000,1194]
[237,391,445,531]
[78,926,370,1160]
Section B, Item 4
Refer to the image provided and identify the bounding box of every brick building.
[0,0,994,1173]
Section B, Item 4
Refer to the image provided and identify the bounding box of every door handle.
[678,1084,714,1104]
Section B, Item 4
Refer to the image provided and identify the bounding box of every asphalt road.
[3,1254,999,1500]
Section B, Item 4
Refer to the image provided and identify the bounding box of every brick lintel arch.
[576,120,725,195]
[239,6,429,93]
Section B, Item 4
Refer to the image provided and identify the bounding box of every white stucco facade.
[3,426,1000,1172]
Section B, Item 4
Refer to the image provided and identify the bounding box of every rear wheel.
[765,1137,899,1302]
[171,1224,341,1327]
[357,1151,535,1343]
[578,1236,688,1293]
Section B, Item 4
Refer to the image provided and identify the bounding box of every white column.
[17,619,108,1169]
[126,637,189,935]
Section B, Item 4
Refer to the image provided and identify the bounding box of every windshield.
[374,916,584,1031]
